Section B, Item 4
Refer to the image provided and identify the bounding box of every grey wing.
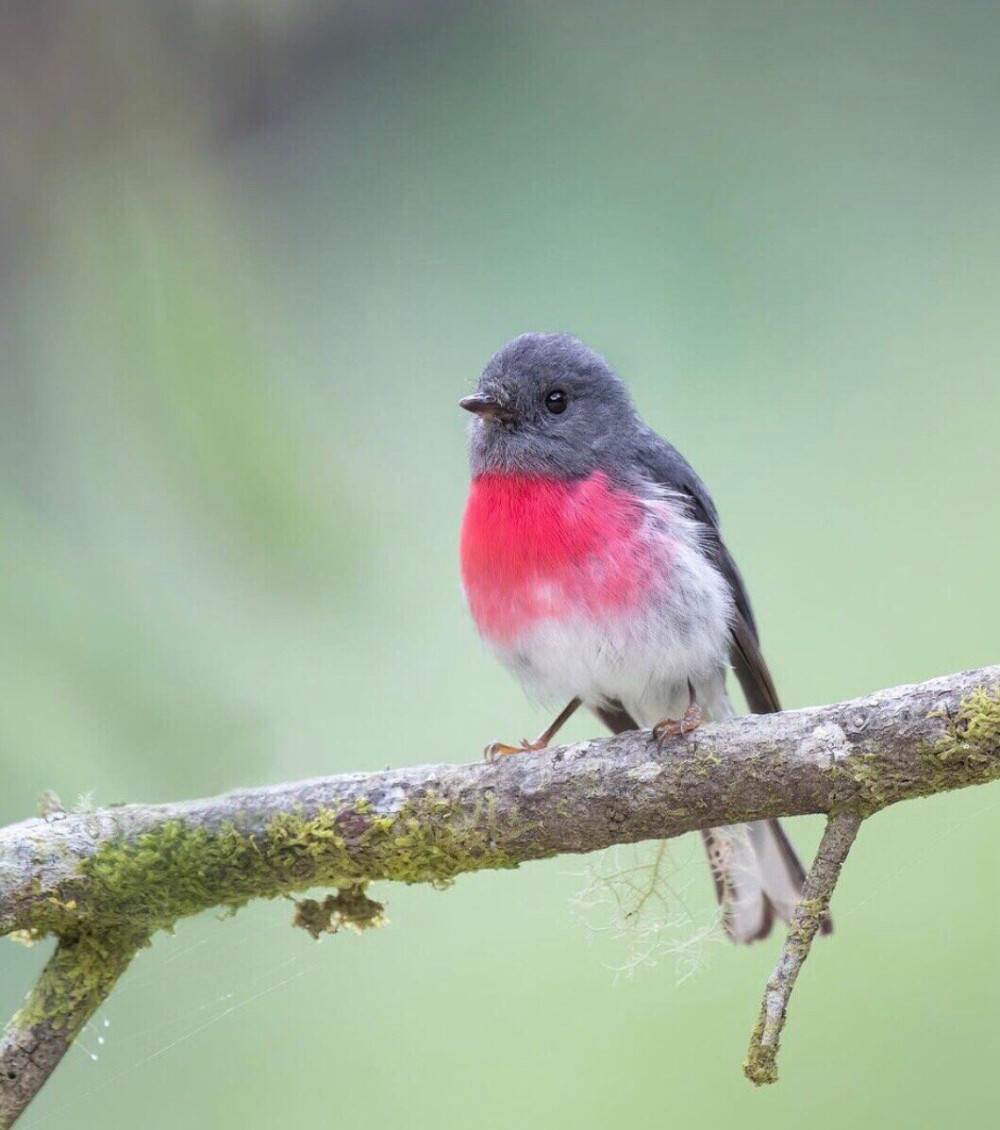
[634,430,781,716]
[609,433,828,941]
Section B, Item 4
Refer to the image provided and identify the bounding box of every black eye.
[544,389,568,415]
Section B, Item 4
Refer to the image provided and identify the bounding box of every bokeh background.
[2,1,999,1126]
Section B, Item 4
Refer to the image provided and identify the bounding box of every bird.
[458,332,829,944]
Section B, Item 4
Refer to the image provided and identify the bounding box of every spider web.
[568,838,724,983]
[15,901,324,1128]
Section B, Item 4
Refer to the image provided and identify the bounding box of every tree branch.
[744,810,863,1084]
[1,666,999,1125]
[0,932,146,1128]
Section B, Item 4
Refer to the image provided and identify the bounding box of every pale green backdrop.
[2,2,999,1127]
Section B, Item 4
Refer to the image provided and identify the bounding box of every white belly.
[490,496,735,725]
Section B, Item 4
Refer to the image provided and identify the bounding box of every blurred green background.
[2,1,999,1126]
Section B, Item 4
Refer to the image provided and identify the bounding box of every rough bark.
[1,666,999,1126]
[744,810,864,1084]
[0,936,144,1127]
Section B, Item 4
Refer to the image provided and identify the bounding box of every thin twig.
[744,811,863,1085]
[0,932,146,1128]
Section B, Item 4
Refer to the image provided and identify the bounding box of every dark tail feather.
[595,702,832,945]
[702,820,834,944]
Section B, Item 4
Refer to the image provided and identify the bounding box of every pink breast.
[460,471,659,645]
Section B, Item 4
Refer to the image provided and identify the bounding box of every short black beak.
[459,395,508,421]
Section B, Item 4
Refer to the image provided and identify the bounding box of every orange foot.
[653,702,703,753]
[483,738,547,762]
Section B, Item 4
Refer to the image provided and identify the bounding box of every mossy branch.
[1,666,999,1126]
[0,931,146,1128]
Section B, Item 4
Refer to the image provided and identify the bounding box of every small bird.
[459,332,828,944]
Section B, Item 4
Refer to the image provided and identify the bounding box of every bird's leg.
[653,680,703,752]
[484,697,582,761]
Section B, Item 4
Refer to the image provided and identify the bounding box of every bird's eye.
[544,389,568,415]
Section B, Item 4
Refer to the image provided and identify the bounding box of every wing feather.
[633,429,781,716]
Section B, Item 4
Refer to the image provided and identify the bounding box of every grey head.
[462,333,641,479]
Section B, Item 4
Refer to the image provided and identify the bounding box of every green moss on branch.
[840,685,1000,814]
[929,685,1000,774]
[12,930,146,1031]
[293,884,387,938]
[20,792,529,944]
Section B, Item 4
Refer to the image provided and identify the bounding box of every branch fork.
[2,667,1000,1126]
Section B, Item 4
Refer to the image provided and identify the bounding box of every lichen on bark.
[16,791,528,945]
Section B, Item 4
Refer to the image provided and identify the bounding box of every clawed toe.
[483,738,544,762]
[482,700,581,763]
[483,736,546,763]
[483,741,516,761]
[653,703,703,752]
